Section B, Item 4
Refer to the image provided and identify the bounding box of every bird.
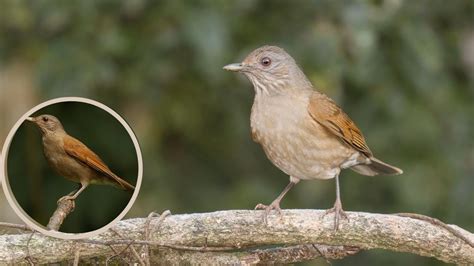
[26,114,135,202]
[223,45,402,230]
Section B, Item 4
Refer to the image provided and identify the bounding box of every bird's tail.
[351,157,403,176]
[120,179,135,192]
[111,174,135,192]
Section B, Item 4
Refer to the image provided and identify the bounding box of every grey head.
[223,45,313,95]
[26,114,65,135]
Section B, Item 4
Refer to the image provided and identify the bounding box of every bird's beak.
[223,63,244,72]
[25,117,35,122]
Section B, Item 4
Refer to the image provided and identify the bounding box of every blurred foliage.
[0,0,473,264]
[7,102,138,233]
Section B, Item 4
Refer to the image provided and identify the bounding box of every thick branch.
[0,210,472,264]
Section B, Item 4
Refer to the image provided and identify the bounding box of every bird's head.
[26,114,65,135]
[223,45,312,95]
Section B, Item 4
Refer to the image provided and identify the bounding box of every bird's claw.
[254,201,283,224]
[322,199,348,231]
[57,195,75,205]
[254,203,268,210]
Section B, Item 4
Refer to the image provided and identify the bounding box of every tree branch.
[47,197,75,231]
[0,210,472,264]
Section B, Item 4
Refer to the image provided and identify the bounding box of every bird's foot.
[57,195,76,204]
[254,200,283,224]
[323,199,348,231]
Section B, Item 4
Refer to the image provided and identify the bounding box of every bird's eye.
[42,117,49,122]
[260,57,271,67]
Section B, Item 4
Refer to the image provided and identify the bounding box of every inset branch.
[47,197,75,231]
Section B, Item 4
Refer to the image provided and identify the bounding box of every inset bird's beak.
[25,117,35,122]
[223,63,244,72]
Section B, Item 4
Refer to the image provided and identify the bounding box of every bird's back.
[42,132,134,191]
[62,135,135,191]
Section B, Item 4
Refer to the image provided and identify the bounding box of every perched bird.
[224,45,402,230]
[26,114,134,202]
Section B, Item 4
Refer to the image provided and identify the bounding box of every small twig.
[104,237,133,266]
[105,239,140,265]
[311,243,331,264]
[142,210,171,266]
[77,239,240,252]
[110,228,145,266]
[144,212,159,241]
[47,197,75,231]
[311,245,360,260]
[24,257,34,266]
[393,213,474,248]
[0,222,32,231]
[143,211,159,266]
[105,244,125,266]
[241,244,360,264]
[73,248,80,266]
[106,230,138,265]
[145,210,171,239]
[24,231,36,265]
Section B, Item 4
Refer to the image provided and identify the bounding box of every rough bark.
[0,210,472,265]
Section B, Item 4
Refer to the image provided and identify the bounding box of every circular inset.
[0,97,143,239]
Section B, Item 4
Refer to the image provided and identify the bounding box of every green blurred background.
[0,0,473,265]
[6,102,138,233]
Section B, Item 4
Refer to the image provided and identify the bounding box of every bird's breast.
[42,135,92,183]
[250,94,355,180]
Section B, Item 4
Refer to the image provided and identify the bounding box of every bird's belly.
[260,130,348,180]
[43,145,93,184]
[251,102,354,180]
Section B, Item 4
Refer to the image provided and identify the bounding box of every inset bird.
[27,114,134,202]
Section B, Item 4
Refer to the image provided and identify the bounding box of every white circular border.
[0,97,143,239]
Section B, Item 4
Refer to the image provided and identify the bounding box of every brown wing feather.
[308,92,373,157]
[63,135,134,191]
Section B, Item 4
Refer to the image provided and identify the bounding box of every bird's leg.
[57,184,80,204]
[58,183,88,203]
[255,179,298,224]
[67,184,82,196]
[323,174,348,230]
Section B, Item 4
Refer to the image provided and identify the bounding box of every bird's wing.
[63,135,134,190]
[308,92,373,157]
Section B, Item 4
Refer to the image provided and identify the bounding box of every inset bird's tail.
[120,179,135,192]
[110,173,135,192]
[351,157,403,176]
